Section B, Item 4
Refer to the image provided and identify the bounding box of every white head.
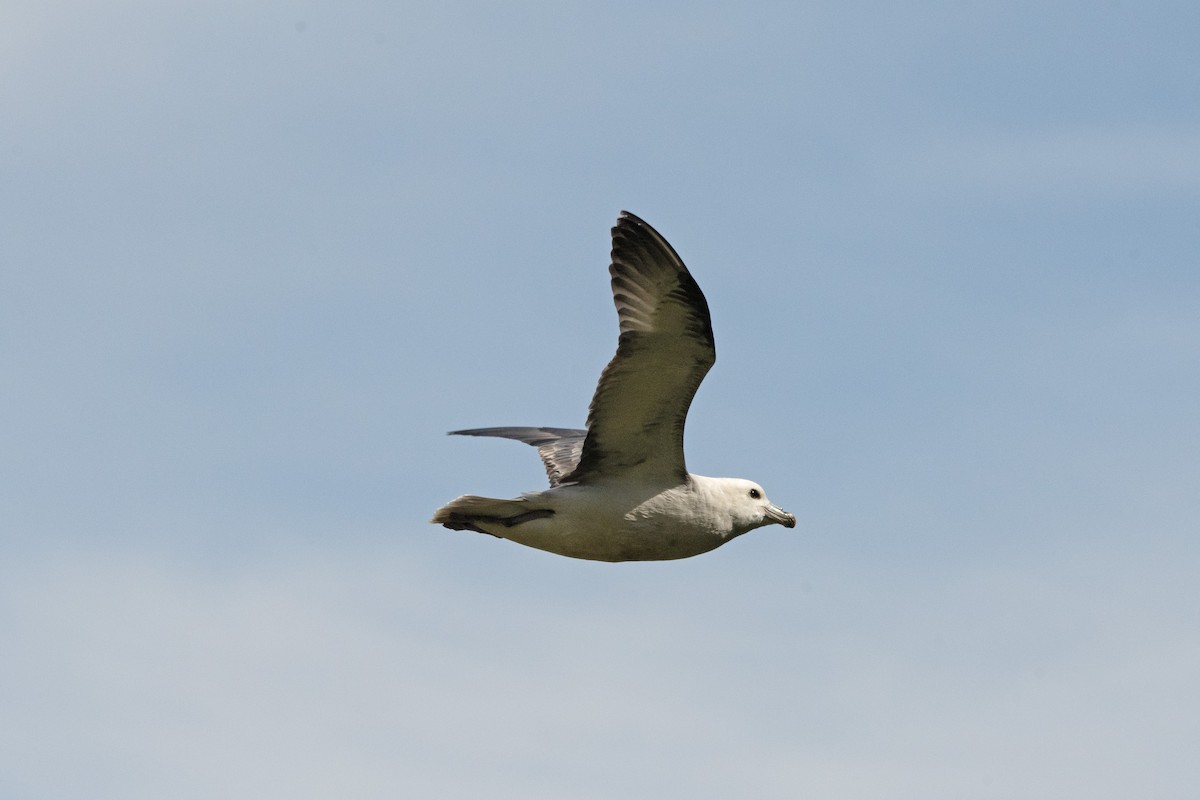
[698,476,797,537]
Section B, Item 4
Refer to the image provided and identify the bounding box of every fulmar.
[432,212,796,561]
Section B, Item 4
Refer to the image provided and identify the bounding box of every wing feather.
[449,427,586,487]
[562,212,715,485]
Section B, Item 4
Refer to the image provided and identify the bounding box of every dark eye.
[749,488,761,499]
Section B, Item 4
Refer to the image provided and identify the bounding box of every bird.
[431,211,795,562]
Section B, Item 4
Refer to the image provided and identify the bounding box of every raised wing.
[449,427,586,487]
[561,212,715,486]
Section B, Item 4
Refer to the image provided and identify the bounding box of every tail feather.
[431,495,553,535]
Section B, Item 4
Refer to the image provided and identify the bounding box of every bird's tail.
[431,495,554,535]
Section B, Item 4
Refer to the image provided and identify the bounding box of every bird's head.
[706,477,797,536]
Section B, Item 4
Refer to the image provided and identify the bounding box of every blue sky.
[3,2,1199,797]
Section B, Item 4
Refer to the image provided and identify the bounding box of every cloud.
[2,541,1197,799]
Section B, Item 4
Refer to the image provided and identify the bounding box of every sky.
[2,1,1199,797]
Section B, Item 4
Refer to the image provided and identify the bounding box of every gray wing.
[449,427,587,487]
[561,212,715,485]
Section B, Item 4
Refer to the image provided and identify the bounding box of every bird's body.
[440,474,783,562]
[432,212,795,562]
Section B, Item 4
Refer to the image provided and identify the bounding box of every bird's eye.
[749,488,761,499]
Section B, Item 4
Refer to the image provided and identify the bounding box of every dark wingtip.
[611,211,685,265]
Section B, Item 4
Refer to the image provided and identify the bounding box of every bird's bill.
[765,505,797,528]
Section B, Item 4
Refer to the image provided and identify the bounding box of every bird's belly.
[485,495,726,562]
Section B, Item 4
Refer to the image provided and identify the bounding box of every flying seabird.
[431,211,796,561]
